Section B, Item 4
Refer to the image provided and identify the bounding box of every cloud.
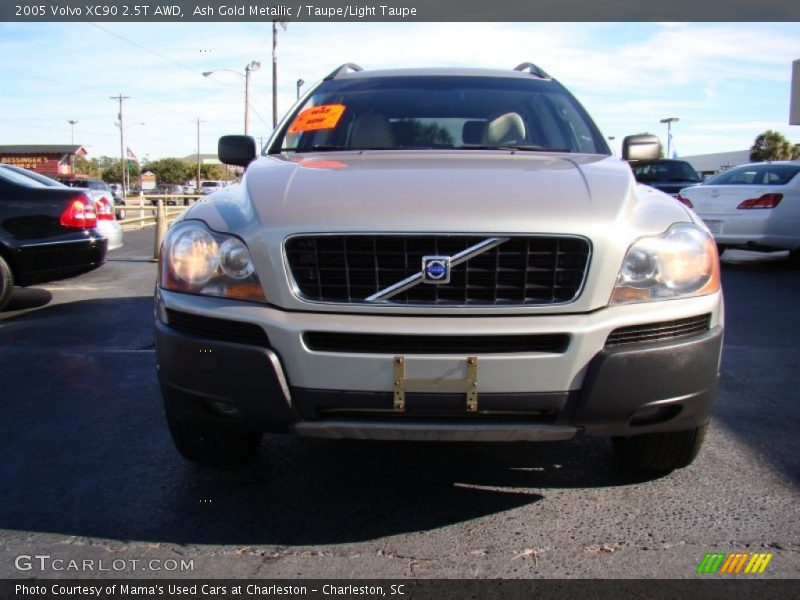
[1,22,798,159]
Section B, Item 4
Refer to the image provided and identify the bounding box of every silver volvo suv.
[155,63,723,473]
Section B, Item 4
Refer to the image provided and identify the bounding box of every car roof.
[734,160,800,168]
[631,159,693,164]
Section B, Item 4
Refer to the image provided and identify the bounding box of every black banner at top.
[3,0,799,22]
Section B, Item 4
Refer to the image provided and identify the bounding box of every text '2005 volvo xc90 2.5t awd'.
[155,63,724,473]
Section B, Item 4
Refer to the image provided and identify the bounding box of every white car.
[155,63,724,474]
[678,161,800,257]
[199,180,225,194]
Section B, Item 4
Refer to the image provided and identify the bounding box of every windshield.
[270,75,610,155]
[631,160,701,183]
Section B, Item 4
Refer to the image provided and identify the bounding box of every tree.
[145,158,191,184]
[101,160,140,184]
[749,130,799,162]
[407,120,454,146]
[72,156,101,178]
[199,164,225,180]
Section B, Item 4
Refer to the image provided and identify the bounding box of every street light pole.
[660,117,679,158]
[244,61,261,135]
[68,120,78,145]
[203,61,260,135]
[296,78,304,100]
[194,118,206,194]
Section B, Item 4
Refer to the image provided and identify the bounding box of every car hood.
[189,151,682,238]
[181,150,694,314]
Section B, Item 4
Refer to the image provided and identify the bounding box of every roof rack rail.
[513,62,551,79]
[324,63,364,80]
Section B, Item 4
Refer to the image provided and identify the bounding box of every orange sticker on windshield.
[288,104,345,133]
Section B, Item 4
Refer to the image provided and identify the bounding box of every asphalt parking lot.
[0,228,798,579]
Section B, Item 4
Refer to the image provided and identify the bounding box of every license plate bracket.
[393,356,479,412]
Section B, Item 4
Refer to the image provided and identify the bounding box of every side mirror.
[218,135,257,167]
[621,135,662,161]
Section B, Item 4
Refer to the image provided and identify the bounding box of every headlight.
[610,223,720,305]
[159,221,266,303]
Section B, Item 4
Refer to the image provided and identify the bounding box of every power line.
[88,22,200,76]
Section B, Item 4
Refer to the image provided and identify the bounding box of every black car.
[0,165,108,310]
[629,159,702,197]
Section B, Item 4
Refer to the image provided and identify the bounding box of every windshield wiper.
[458,145,573,153]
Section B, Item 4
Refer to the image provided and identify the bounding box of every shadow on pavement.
[0,287,53,317]
[0,298,659,546]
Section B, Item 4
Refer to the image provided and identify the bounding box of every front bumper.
[155,290,723,440]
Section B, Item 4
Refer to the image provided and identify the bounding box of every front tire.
[612,422,708,472]
[166,416,261,467]
[0,254,14,311]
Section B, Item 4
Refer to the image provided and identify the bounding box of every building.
[140,171,156,190]
[680,150,751,179]
[0,144,87,177]
[182,153,221,165]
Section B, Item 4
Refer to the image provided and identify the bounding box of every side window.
[763,166,800,185]
[721,169,759,185]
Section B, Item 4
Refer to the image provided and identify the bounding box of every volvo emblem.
[421,256,451,284]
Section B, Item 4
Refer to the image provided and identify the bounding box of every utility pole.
[110,94,130,192]
[272,20,287,129]
[272,21,278,128]
[195,118,206,193]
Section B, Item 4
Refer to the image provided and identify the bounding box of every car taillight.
[737,193,783,209]
[94,195,114,220]
[676,193,693,208]
[59,194,97,229]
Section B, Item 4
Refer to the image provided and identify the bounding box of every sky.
[0,21,798,161]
